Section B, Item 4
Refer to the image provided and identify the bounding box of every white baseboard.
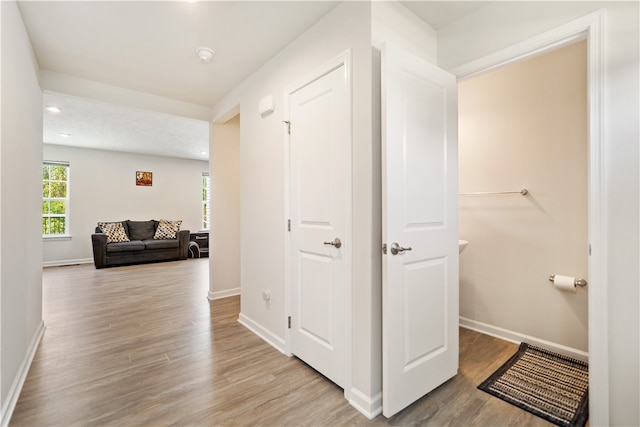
[1,321,46,427]
[348,388,382,420]
[459,316,589,362]
[207,287,240,300]
[43,258,93,268]
[237,313,286,355]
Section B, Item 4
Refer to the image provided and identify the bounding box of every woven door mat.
[478,342,589,427]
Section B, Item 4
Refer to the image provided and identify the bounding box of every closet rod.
[459,188,529,196]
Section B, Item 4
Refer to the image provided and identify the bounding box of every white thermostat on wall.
[258,95,275,117]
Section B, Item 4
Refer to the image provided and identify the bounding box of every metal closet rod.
[459,188,529,196]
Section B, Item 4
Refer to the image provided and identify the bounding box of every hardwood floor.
[10,259,553,426]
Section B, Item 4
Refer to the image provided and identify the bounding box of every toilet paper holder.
[548,274,588,287]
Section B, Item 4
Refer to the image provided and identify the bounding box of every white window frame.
[42,161,71,239]
[202,172,211,230]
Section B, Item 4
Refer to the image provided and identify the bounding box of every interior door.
[288,58,349,388]
[381,44,459,417]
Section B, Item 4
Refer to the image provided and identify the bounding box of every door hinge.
[283,120,291,135]
[382,243,387,255]
[287,219,291,232]
[288,316,292,329]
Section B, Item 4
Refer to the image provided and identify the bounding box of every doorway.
[209,114,241,300]
[457,40,589,357]
[450,11,606,423]
[377,11,604,417]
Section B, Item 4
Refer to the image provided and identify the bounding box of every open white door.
[381,44,459,417]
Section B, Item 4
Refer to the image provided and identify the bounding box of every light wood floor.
[11,259,553,426]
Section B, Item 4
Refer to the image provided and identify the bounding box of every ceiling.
[19,1,491,161]
[43,92,211,160]
[19,1,341,108]
[402,1,491,30]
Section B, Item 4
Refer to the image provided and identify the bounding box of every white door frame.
[450,10,607,425]
[283,49,354,400]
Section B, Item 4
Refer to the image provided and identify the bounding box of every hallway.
[10,259,551,426]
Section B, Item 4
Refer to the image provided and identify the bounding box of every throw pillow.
[98,222,130,243]
[153,219,182,240]
[126,220,156,241]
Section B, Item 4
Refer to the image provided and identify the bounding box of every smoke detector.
[196,47,215,64]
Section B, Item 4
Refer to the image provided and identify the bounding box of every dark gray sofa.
[91,220,189,269]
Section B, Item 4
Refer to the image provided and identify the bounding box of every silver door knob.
[324,238,342,249]
[390,242,412,255]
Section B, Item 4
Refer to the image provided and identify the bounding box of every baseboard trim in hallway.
[348,388,382,420]
[237,312,286,355]
[460,316,588,361]
[207,287,240,300]
[1,321,45,427]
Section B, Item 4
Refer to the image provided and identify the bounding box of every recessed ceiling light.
[58,133,71,138]
[201,151,208,155]
[46,106,61,113]
[196,47,215,64]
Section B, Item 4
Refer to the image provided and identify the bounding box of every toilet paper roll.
[552,275,577,292]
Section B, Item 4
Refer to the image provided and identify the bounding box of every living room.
[42,144,208,267]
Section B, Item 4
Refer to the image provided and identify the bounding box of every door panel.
[382,44,459,417]
[288,59,349,389]
[403,257,446,367]
[403,75,446,226]
[297,90,332,222]
[298,251,333,347]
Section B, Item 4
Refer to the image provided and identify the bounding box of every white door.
[381,44,459,417]
[287,57,350,388]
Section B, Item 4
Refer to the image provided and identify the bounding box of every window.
[202,172,211,230]
[42,161,70,237]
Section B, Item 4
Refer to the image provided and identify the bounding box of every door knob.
[324,238,342,249]
[390,242,412,255]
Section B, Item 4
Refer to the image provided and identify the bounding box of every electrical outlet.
[262,290,271,302]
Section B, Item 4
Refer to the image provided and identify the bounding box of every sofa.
[92,219,189,269]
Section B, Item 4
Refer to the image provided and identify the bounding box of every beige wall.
[210,115,240,298]
[458,41,588,352]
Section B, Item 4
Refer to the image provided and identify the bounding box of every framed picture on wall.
[136,171,152,186]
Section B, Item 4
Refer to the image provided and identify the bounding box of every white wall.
[439,2,639,425]
[371,1,437,63]
[209,115,240,298]
[210,1,440,417]
[0,0,44,423]
[42,144,208,265]
[211,1,381,414]
[458,41,588,352]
